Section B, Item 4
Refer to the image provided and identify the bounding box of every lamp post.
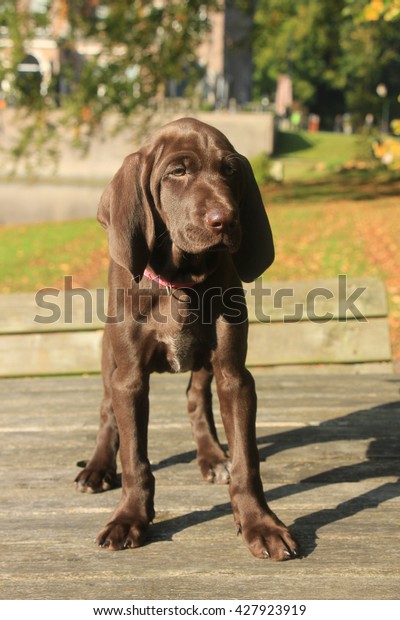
[376,83,389,133]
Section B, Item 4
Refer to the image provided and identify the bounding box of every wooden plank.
[0,277,391,376]
[0,316,392,377]
[0,331,103,377]
[0,290,104,334]
[247,318,392,366]
[250,362,394,374]
[0,277,388,335]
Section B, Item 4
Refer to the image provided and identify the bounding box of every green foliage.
[361,0,400,22]
[62,1,213,120]
[253,0,400,128]
[0,1,218,168]
[2,0,400,167]
[253,0,346,112]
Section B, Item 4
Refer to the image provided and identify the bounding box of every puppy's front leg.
[213,319,298,561]
[97,368,155,550]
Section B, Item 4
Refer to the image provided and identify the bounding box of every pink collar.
[143,268,198,292]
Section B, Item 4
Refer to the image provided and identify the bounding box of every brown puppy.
[75,118,298,561]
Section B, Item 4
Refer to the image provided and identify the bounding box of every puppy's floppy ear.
[233,155,275,283]
[97,152,155,280]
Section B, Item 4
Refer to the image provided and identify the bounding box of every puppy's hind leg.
[187,367,231,484]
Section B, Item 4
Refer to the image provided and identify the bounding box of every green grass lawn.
[271,130,373,181]
[0,219,108,293]
[3,173,395,294]
[2,192,397,291]
[275,130,361,161]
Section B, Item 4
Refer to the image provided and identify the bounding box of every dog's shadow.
[149,399,400,557]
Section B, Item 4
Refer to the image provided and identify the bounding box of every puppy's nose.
[206,209,237,234]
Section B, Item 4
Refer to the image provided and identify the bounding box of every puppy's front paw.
[240,513,299,561]
[96,518,149,550]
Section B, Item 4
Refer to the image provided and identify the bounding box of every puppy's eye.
[171,166,186,177]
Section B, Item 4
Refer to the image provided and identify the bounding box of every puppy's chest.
[155,308,212,373]
[141,288,214,373]
[157,331,201,373]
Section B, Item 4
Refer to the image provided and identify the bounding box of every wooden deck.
[1,371,399,600]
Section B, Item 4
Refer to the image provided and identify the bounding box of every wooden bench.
[0,276,392,377]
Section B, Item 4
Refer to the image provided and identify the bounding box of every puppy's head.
[98,118,274,283]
